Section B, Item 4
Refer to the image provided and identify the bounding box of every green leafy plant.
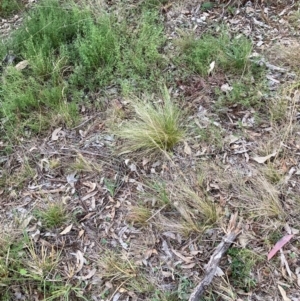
[201,2,214,11]
[195,121,224,150]
[0,0,24,18]
[227,248,259,292]
[214,76,267,110]
[179,29,252,76]
[104,178,118,197]
[0,0,169,142]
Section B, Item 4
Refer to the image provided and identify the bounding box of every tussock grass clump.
[116,90,184,156]
[126,205,152,226]
[139,177,220,236]
[34,202,68,229]
[98,250,153,296]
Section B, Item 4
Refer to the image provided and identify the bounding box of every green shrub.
[70,14,118,87]
[0,0,24,18]
[11,0,88,56]
[0,0,167,139]
[180,30,252,75]
[227,248,260,292]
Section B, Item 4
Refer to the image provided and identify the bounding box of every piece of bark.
[189,213,242,301]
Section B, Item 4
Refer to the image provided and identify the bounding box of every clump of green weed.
[34,203,68,229]
[0,66,75,135]
[0,0,24,18]
[116,9,167,91]
[11,0,88,57]
[214,76,267,110]
[0,0,168,142]
[196,122,224,150]
[151,181,171,206]
[262,163,284,184]
[227,248,259,292]
[115,88,184,156]
[178,29,252,76]
[201,2,214,11]
[70,14,118,87]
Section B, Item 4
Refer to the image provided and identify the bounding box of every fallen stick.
[189,212,242,301]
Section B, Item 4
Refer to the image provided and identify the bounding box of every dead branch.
[189,212,242,301]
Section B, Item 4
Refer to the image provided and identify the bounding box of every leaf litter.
[1,0,300,300]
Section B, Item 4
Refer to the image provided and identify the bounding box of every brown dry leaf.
[82,191,97,201]
[60,224,73,235]
[128,291,138,301]
[278,285,291,301]
[142,158,150,166]
[144,249,157,260]
[83,181,96,193]
[78,229,84,238]
[161,271,173,278]
[163,231,177,240]
[76,268,96,280]
[111,207,115,220]
[15,60,29,70]
[284,223,299,235]
[172,249,193,263]
[215,266,225,276]
[296,267,300,286]
[181,263,196,269]
[162,240,172,258]
[238,233,249,248]
[66,172,77,188]
[184,141,192,155]
[21,215,33,228]
[251,151,277,164]
[209,182,220,190]
[51,127,62,141]
[74,250,85,274]
[108,195,115,203]
[31,229,40,242]
[105,281,113,289]
[280,249,294,279]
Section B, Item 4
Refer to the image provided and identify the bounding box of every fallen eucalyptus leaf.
[251,151,276,164]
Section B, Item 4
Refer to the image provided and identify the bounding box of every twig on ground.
[188,212,242,301]
[71,113,101,130]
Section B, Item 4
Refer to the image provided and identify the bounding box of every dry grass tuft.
[25,239,61,279]
[267,39,300,71]
[126,205,152,226]
[115,88,185,157]
[231,172,286,219]
[98,250,153,295]
[150,177,220,236]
